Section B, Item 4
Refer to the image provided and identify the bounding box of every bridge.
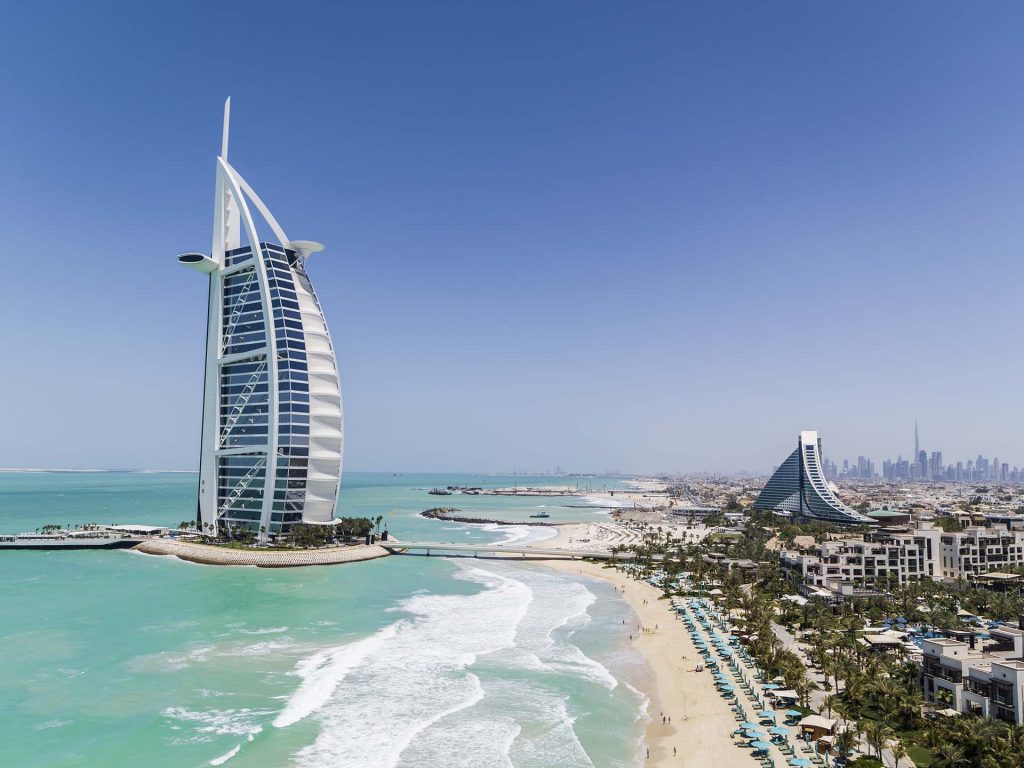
[380,541,638,560]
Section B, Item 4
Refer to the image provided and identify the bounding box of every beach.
[543,559,758,768]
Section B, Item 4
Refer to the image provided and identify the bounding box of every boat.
[529,510,551,518]
[428,488,453,496]
[0,531,144,550]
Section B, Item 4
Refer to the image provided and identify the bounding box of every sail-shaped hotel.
[179,100,343,540]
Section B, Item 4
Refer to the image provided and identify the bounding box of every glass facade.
[214,243,320,534]
[185,128,343,541]
[753,432,873,525]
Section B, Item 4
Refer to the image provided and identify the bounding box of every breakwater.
[134,539,391,567]
[419,508,554,527]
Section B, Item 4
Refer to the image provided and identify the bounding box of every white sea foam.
[161,645,216,670]
[269,561,633,767]
[235,638,294,656]
[479,522,558,546]
[209,744,240,765]
[208,744,240,765]
[497,684,594,768]
[273,622,402,728]
[502,568,619,691]
[279,565,532,768]
[163,707,267,738]
[579,494,632,509]
[237,626,288,635]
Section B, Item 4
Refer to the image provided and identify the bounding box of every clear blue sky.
[2,2,1023,473]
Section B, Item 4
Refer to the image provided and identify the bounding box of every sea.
[0,471,651,768]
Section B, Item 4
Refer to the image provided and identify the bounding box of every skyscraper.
[754,431,873,525]
[179,99,344,541]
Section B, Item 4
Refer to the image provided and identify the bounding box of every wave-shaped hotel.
[754,430,872,525]
[179,99,343,541]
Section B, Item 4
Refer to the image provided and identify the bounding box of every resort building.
[780,523,943,589]
[179,100,343,541]
[921,629,1024,723]
[938,526,1024,579]
[754,431,874,525]
[782,521,1024,592]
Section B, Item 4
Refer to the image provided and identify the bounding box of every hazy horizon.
[2,3,1023,474]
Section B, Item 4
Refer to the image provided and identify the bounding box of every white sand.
[543,560,760,768]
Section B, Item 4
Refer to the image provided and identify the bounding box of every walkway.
[771,622,914,768]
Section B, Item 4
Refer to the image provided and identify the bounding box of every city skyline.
[821,420,1024,484]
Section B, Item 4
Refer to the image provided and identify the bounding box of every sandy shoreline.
[542,559,758,768]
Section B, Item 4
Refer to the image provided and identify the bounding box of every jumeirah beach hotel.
[179,99,343,540]
[754,431,872,526]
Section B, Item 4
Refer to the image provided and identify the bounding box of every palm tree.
[891,738,908,768]
[934,740,967,768]
[823,693,837,719]
[794,676,817,709]
[833,726,857,764]
[864,720,893,762]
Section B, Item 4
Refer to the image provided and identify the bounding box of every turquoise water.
[0,472,648,767]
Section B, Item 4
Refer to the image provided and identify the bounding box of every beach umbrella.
[770,726,791,735]
[719,684,735,692]
[750,741,772,751]
[743,728,766,738]
[741,722,760,729]
[789,759,812,767]
[784,709,802,718]
[758,710,776,720]
[762,683,780,690]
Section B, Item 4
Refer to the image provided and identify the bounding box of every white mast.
[221,97,231,160]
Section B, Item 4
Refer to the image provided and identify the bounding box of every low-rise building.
[782,521,1024,590]
[939,527,1024,579]
[781,523,942,588]
[922,628,1024,724]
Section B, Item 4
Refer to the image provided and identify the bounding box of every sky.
[1,2,1023,474]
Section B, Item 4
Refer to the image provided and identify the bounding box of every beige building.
[782,521,1024,590]
[781,523,942,588]
[922,628,1024,724]
[939,527,1024,579]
